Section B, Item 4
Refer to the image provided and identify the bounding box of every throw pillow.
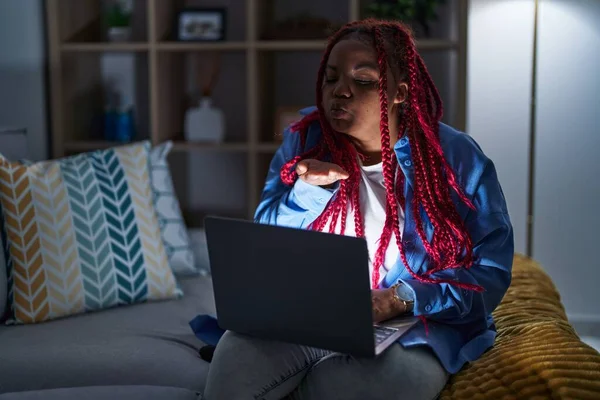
[0,141,181,324]
[5,144,200,276]
[149,142,197,275]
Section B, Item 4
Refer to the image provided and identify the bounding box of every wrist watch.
[391,282,415,313]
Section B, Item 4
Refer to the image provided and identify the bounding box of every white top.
[323,162,405,288]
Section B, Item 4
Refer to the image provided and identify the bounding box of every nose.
[333,78,351,98]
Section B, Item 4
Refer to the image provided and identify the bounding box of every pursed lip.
[329,103,352,119]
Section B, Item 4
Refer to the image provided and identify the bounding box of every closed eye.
[355,79,378,87]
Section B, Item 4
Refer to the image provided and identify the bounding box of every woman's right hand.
[295,159,349,187]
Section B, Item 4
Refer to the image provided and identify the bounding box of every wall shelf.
[171,142,250,152]
[61,43,150,52]
[45,0,468,226]
[255,40,327,51]
[156,42,249,52]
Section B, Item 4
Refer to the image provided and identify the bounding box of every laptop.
[204,215,418,358]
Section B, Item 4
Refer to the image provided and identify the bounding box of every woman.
[195,18,514,400]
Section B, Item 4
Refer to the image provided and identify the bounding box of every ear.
[393,83,408,105]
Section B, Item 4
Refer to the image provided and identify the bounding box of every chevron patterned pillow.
[0,141,182,324]
[2,143,200,276]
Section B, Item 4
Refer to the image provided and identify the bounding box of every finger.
[330,165,350,180]
[299,165,333,185]
[296,160,348,186]
[305,167,346,185]
[295,160,310,175]
[327,169,348,182]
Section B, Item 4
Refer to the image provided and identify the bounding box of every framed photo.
[176,8,227,41]
[274,107,305,141]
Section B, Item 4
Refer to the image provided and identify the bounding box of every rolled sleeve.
[254,125,338,228]
[400,214,512,321]
[289,178,337,213]
[399,160,514,323]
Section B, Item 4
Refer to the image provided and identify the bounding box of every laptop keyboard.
[374,326,398,345]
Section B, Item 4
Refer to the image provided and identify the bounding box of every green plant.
[105,1,131,28]
[365,0,446,37]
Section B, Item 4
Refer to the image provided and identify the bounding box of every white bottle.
[184,97,225,143]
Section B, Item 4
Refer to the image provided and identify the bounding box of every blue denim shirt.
[190,107,514,374]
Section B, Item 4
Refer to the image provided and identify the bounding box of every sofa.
[0,141,213,399]
[0,269,214,399]
[0,142,599,399]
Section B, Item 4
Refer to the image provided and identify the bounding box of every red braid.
[278,19,482,294]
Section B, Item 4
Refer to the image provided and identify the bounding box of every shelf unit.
[45,0,468,227]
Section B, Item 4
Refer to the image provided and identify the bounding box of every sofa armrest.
[441,254,600,399]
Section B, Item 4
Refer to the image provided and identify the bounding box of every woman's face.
[321,38,407,148]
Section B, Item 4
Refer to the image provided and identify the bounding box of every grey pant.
[203,331,449,400]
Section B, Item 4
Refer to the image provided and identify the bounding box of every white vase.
[184,97,225,143]
[107,27,132,42]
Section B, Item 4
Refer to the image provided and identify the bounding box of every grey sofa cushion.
[0,385,200,400]
[0,276,215,394]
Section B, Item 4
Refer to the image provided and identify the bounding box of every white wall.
[533,0,600,322]
[0,0,48,161]
[467,0,535,255]
[468,0,600,325]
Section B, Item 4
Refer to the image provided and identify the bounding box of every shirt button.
[403,160,412,167]
[425,304,432,312]
[399,138,408,146]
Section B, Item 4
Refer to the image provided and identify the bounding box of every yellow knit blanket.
[441,254,600,400]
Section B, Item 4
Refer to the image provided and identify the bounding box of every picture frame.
[274,107,305,141]
[175,8,227,41]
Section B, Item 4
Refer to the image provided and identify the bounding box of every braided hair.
[280,19,482,293]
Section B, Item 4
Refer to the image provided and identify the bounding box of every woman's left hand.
[371,288,404,323]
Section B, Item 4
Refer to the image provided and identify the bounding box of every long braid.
[370,27,403,289]
[309,21,369,236]
[278,19,482,294]
[398,28,481,289]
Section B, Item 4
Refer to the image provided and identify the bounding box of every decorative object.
[184,98,225,142]
[266,13,340,40]
[176,8,226,41]
[364,0,446,38]
[274,107,304,141]
[184,53,225,143]
[103,98,136,143]
[102,63,136,143]
[149,141,198,275]
[104,0,132,42]
[0,141,181,324]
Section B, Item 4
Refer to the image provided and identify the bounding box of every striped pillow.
[0,141,181,324]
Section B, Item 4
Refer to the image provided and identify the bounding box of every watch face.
[396,283,415,302]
